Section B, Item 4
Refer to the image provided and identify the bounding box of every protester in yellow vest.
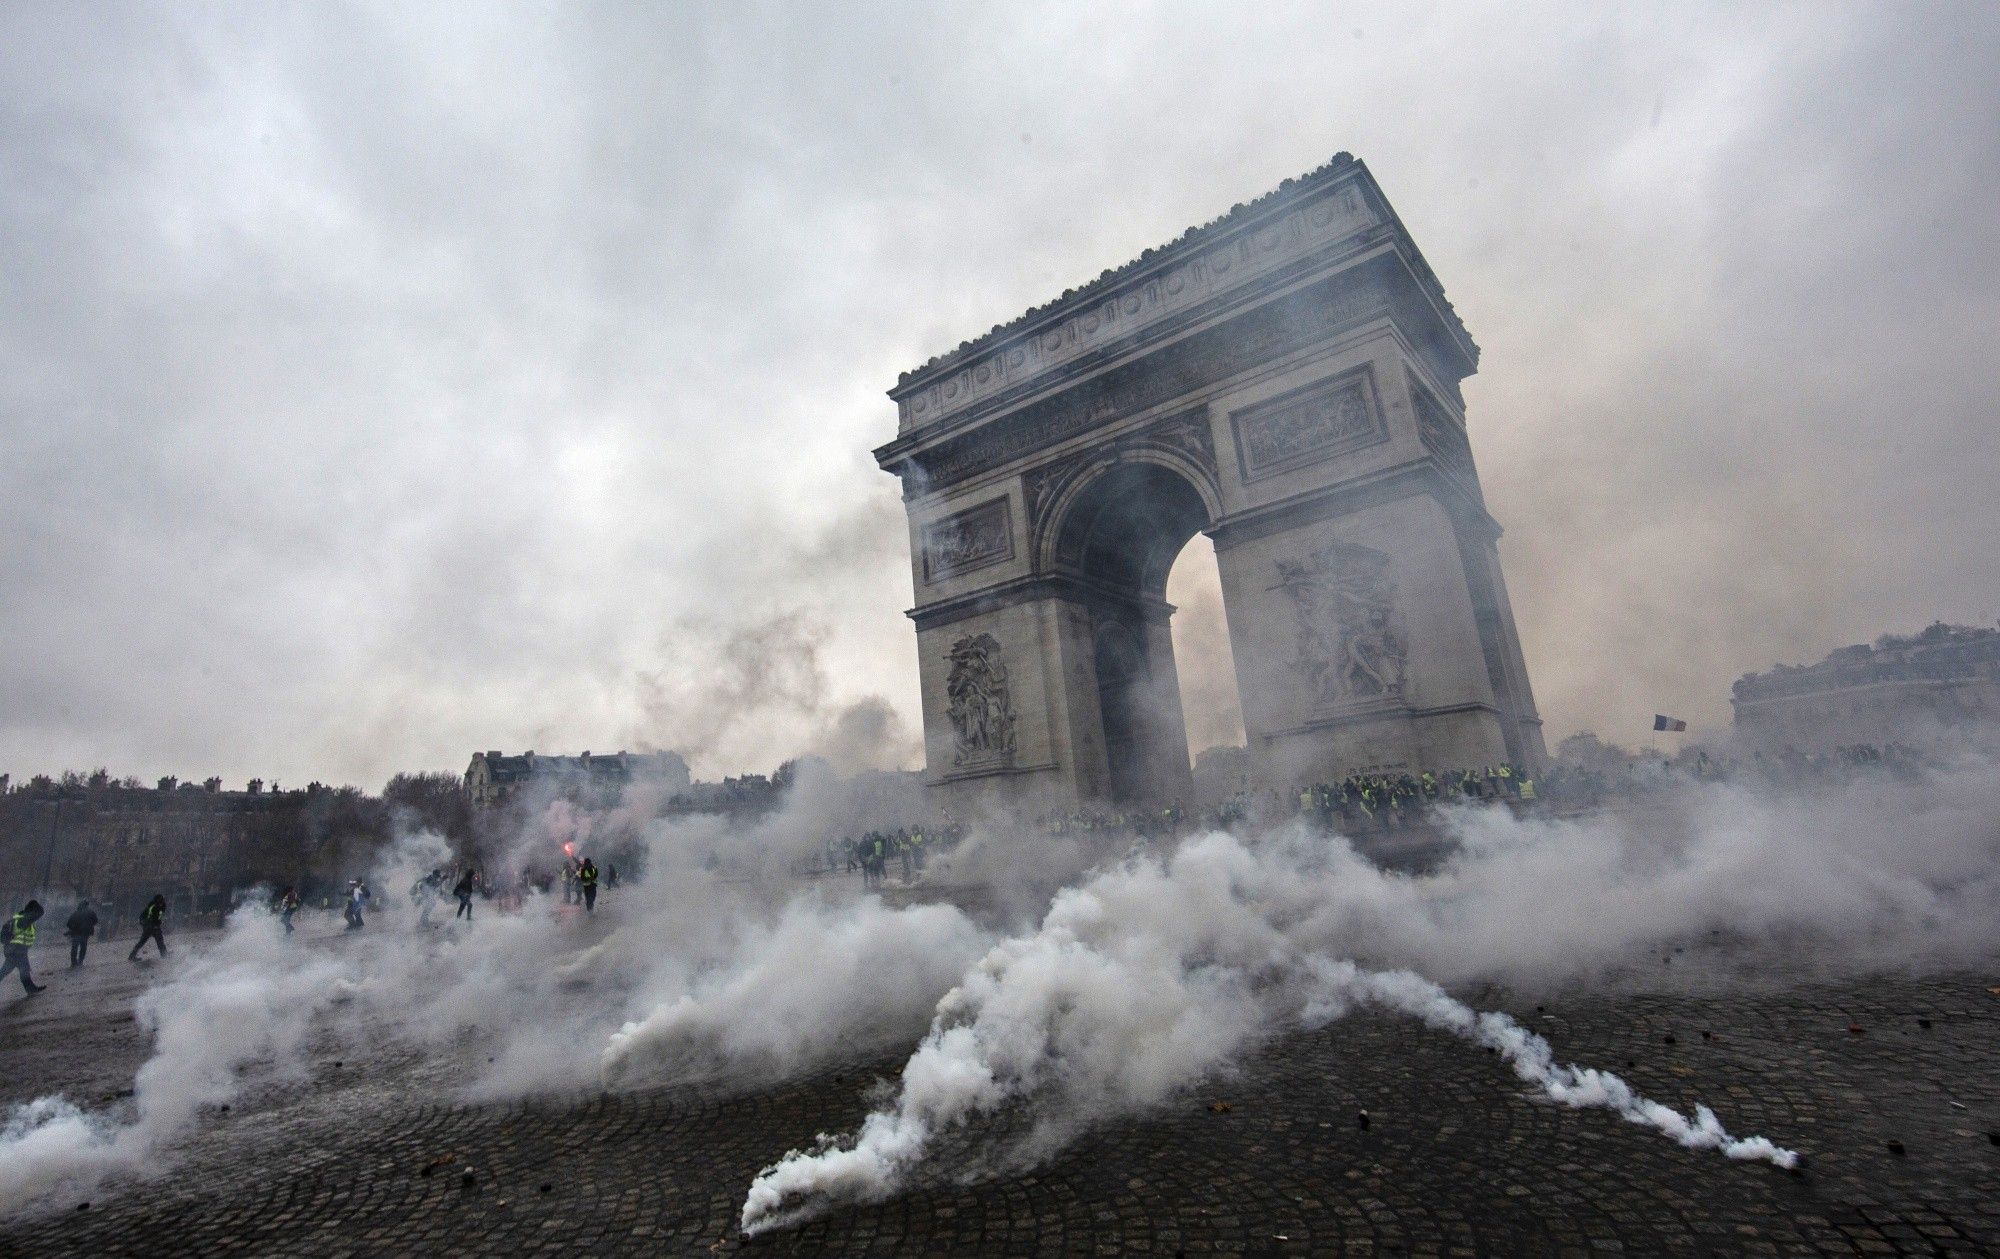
[0,901,46,994]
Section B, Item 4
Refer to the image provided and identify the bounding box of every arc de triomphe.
[876,155,1545,815]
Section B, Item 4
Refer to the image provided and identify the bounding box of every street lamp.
[37,792,67,896]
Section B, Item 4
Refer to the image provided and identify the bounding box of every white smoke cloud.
[4,756,1995,1222]
[738,823,1819,1232]
[601,896,988,1087]
[741,759,1999,1230]
[0,908,352,1213]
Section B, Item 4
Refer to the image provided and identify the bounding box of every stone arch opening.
[1166,534,1247,772]
[1051,461,1216,805]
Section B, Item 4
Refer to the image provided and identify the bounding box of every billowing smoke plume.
[0,909,350,1212]
[2,753,1995,1221]
[740,826,1810,1231]
[632,608,919,778]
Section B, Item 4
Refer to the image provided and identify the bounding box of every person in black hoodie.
[65,899,98,967]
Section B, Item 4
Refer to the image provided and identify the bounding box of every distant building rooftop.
[1733,622,2000,704]
[465,749,691,808]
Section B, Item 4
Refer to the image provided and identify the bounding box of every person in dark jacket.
[453,869,476,921]
[1,901,46,993]
[65,899,98,968]
[129,895,168,960]
[577,858,599,912]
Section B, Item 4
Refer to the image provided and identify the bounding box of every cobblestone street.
[1,930,1997,1257]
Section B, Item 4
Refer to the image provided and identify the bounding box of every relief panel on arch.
[1274,540,1410,713]
[944,631,1018,766]
[922,497,1014,583]
[1229,365,1386,481]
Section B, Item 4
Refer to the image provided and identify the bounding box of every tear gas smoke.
[739,827,1809,1231]
[0,909,350,1213]
[632,610,919,777]
[1296,961,1796,1167]
[1,754,1994,1220]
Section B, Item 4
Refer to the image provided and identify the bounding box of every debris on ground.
[1885,1139,1905,1156]
[1847,1023,1865,1035]
[1357,1109,1370,1130]
[1207,1101,1233,1114]
[419,1153,459,1178]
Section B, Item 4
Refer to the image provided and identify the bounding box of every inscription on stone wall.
[898,177,1376,430]
[946,632,1017,765]
[923,497,1014,582]
[1275,541,1408,708]
[1231,367,1385,480]
[905,280,1388,493]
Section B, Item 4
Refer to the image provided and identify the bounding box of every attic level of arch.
[877,246,1476,506]
[884,156,1474,440]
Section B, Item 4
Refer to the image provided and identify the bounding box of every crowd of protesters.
[10,742,1935,976]
[812,741,1944,888]
[1297,764,1535,832]
[829,826,965,888]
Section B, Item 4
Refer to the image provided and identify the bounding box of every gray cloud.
[2,1,1994,785]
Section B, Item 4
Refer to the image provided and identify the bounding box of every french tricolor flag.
[1653,714,1688,732]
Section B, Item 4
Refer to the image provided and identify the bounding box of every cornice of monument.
[885,154,1477,438]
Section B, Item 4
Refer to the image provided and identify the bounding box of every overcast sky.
[3,2,1996,789]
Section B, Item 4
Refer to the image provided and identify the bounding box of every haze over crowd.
[3,1,1996,787]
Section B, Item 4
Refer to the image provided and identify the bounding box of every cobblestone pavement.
[1,932,1997,1256]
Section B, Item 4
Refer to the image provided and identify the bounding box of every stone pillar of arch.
[877,155,1546,819]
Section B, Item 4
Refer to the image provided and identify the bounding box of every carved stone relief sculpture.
[1275,541,1408,708]
[1231,367,1384,479]
[924,498,1013,581]
[946,632,1017,764]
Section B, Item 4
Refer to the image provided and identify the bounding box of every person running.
[453,868,476,921]
[65,899,98,968]
[411,869,444,927]
[343,881,368,931]
[577,857,599,913]
[278,886,300,935]
[129,895,168,960]
[0,901,47,994]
